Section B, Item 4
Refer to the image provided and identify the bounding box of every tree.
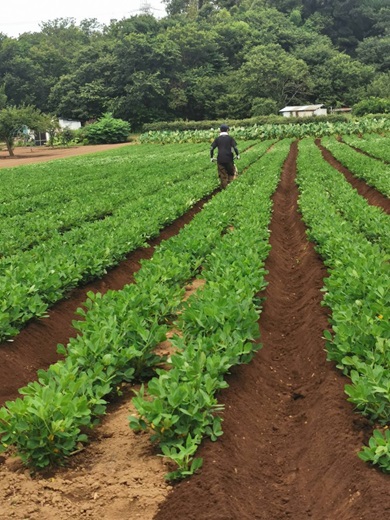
[0,38,47,108]
[237,43,312,108]
[251,97,279,116]
[0,19,95,112]
[212,12,256,68]
[47,38,117,123]
[107,14,160,38]
[292,37,337,67]
[163,23,226,70]
[300,0,386,53]
[352,97,390,116]
[310,54,375,106]
[163,0,200,16]
[110,71,170,129]
[0,84,7,109]
[0,1,385,129]
[0,105,46,156]
[366,72,390,98]
[356,36,390,72]
[48,74,114,123]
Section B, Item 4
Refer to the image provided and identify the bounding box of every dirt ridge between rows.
[0,193,216,405]
[153,141,390,520]
[340,138,390,165]
[0,192,220,520]
[316,139,390,214]
[1,142,389,519]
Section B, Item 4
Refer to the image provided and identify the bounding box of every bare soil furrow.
[153,141,390,520]
[316,139,390,213]
[1,143,389,520]
[340,139,390,165]
[0,194,215,405]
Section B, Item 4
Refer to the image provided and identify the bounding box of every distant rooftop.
[331,107,352,112]
[279,104,325,112]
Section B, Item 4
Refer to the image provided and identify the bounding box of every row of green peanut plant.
[139,118,390,145]
[0,142,202,207]
[341,133,390,163]
[0,142,250,341]
[0,144,209,254]
[296,138,390,473]
[0,140,262,341]
[308,140,389,254]
[130,139,294,480]
[0,139,259,256]
[0,139,277,469]
[321,136,390,197]
[0,142,215,224]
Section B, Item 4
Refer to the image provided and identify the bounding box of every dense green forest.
[0,0,389,129]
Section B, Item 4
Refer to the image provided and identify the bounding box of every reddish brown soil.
[340,137,390,165]
[0,197,212,405]
[0,144,132,168]
[316,139,390,214]
[154,141,390,520]
[0,142,389,520]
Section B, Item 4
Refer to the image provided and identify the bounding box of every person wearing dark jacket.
[210,124,240,188]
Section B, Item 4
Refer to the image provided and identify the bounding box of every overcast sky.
[0,0,167,38]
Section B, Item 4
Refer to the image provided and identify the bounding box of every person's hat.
[220,124,229,132]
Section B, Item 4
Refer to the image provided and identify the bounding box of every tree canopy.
[0,105,46,155]
[0,1,388,129]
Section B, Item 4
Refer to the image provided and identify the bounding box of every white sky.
[0,0,167,38]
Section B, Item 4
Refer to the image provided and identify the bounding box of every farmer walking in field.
[210,124,240,189]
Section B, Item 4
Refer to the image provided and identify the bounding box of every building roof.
[279,104,325,112]
[331,107,352,112]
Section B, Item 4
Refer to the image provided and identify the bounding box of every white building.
[38,119,82,145]
[58,118,81,131]
[24,119,82,146]
[279,104,327,118]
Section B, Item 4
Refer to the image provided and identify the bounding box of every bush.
[352,97,390,116]
[82,113,131,144]
[141,114,349,132]
[59,128,77,146]
[251,98,279,116]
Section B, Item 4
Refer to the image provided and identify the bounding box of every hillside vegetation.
[0,0,388,130]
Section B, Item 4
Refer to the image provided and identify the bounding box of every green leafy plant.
[82,113,131,144]
[297,137,390,474]
[160,434,204,481]
[130,139,293,479]
[352,97,390,117]
[359,429,390,472]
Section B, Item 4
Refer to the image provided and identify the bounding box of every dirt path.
[0,196,215,405]
[154,141,390,520]
[1,142,389,519]
[0,193,217,520]
[0,143,133,169]
[316,139,390,214]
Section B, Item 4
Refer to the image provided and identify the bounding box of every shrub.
[59,128,77,146]
[82,113,131,144]
[352,97,390,116]
[251,98,279,116]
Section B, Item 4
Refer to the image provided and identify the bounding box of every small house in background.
[28,119,82,146]
[37,119,82,146]
[279,104,327,118]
